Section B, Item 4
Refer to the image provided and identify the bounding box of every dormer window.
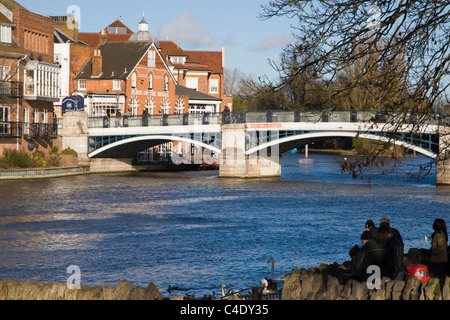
[170,56,185,64]
[0,25,12,44]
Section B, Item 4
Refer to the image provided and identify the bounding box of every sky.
[18,0,296,81]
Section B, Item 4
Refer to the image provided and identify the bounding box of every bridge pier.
[59,112,136,173]
[219,124,281,178]
[89,158,135,173]
[436,126,450,185]
[60,111,90,166]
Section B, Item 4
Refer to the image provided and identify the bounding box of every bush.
[0,149,33,168]
[33,152,47,167]
[50,146,59,155]
[60,146,78,156]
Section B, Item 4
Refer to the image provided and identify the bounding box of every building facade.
[74,40,183,117]
[0,1,60,157]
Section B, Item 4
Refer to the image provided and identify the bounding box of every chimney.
[91,49,103,77]
[98,29,108,46]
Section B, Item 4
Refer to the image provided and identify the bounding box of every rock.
[391,281,406,300]
[422,278,441,300]
[402,278,422,300]
[79,286,103,300]
[144,282,164,300]
[0,279,164,301]
[114,280,135,300]
[442,277,450,300]
[101,286,116,300]
[5,280,22,300]
[282,270,302,300]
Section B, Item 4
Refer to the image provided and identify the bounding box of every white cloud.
[158,12,215,48]
[252,33,293,52]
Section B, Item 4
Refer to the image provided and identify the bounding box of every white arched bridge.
[59,110,450,184]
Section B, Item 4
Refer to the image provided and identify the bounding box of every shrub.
[0,149,33,168]
[33,152,47,167]
[60,146,78,156]
[50,146,59,155]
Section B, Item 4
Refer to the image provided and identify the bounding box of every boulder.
[402,277,422,300]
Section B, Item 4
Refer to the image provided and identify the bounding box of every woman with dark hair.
[430,219,448,283]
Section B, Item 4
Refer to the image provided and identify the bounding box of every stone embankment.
[0,280,163,300]
[282,248,450,300]
[2,248,448,300]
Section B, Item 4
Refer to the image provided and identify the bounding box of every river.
[0,153,449,298]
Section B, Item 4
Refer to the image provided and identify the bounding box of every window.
[186,77,198,91]
[163,75,169,91]
[33,109,39,123]
[0,106,9,134]
[113,79,121,91]
[78,79,86,90]
[148,50,156,67]
[0,66,11,95]
[42,109,48,124]
[148,74,153,90]
[210,79,219,94]
[1,25,12,44]
[23,108,29,135]
[131,73,137,88]
[170,56,185,64]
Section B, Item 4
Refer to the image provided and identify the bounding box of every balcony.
[24,122,58,139]
[0,80,23,98]
[0,121,58,140]
[0,121,22,138]
[24,61,61,102]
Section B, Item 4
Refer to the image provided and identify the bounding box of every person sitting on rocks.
[352,231,386,282]
[377,225,405,280]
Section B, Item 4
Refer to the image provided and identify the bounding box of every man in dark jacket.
[377,225,405,280]
[379,216,404,246]
[353,231,386,282]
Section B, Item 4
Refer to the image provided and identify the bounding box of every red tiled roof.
[159,41,223,74]
[78,32,131,47]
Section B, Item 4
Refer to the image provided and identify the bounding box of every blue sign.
[62,95,85,113]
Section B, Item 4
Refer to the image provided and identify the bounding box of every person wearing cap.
[365,219,380,244]
[352,230,386,282]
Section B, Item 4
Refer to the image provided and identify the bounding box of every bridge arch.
[246,131,438,159]
[89,135,221,158]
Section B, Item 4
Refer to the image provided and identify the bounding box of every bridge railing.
[88,113,224,129]
[87,110,449,128]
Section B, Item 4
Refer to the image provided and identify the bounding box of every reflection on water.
[0,153,449,297]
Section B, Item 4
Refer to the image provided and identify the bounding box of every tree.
[261,0,450,180]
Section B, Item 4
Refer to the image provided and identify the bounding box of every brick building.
[0,0,60,157]
[74,39,183,117]
[78,17,232,113]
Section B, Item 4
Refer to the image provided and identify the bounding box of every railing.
[0,121,22,138]
[0,80,23,98]
[0,121,57,139]
[87,110,450,129]
[27,123,58,139]
[88,113,223,128]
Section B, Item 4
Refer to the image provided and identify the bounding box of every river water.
[0,153,449,298]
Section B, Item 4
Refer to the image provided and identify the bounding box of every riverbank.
[0,166,90,180]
